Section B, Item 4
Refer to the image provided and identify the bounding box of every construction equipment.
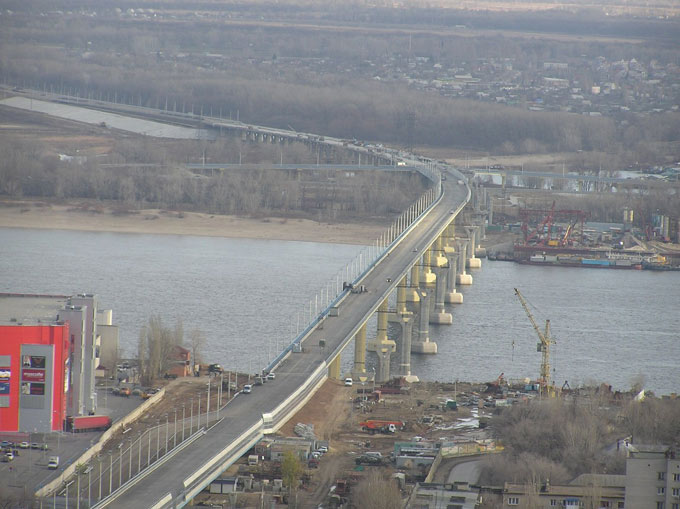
[514,288,556,395]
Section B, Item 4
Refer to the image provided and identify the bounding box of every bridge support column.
[431,238,452,324]
[412,290,437,354]
[445,252,463,304]
[456,240,473,285]
[352,323,367,381]
[397,317,415,378]
[328,355,341,381]
[377,347,391,383]
[443,223,456,257]
[405,263,421,303]
[367,299,396,353]
[397,275,409,316]
[422,248,437,290]
[466,227,482,269]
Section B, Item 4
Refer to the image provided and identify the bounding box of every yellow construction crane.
[514,288,556,395]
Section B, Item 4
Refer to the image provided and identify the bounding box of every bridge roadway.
[104,173,469,508]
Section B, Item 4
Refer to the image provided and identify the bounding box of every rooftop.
[0,293,70,326]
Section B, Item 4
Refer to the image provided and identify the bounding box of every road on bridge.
[94,172,469,509]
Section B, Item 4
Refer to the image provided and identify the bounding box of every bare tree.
[352,469,403,509]
[138,315,183,384]
[189,329,205,368]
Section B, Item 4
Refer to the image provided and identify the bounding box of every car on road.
[4,452,14,461]
[242,384,252,394]
[208,364,223,374]
[47,456,59,469]
[30,442,40,449]
[19,442,29,449]
[344,378,353,387]
[266,372,276,381]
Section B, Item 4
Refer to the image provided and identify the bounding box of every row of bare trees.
[480,394,680,487]
[0,133,426,220]
[137,316,204,385]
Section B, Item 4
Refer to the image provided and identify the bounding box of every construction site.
[487,200,680,270]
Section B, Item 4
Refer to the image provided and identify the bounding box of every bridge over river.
[6,87,486,508]
[94,165,476,508]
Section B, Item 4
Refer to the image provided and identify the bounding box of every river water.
[1,228,678,395]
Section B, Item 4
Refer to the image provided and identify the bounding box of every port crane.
[514,288,556,395]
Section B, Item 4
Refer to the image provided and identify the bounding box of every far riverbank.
[0,200,387,245]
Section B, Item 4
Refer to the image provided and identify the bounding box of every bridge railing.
[265,163,442,374]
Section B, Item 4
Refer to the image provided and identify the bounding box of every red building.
[0,294,71,433]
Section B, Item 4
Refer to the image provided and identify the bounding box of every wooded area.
[480,395,680,485]
[1,0,678,167]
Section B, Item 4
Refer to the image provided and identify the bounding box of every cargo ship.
[519,253,643,270]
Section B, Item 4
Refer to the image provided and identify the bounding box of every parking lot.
[0,382,144,500]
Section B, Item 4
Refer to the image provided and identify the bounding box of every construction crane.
[514,288,556,395]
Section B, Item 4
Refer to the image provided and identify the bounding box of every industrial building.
[0,293,118,433]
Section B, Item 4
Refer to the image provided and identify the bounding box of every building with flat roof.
[0,293,116,433]
[625,444,680,509]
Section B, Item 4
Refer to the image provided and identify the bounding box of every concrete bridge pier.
[412,290,437,354]
[465,227,482,269]
[445,253,463,304]
[397,316,414,378]
[377,347,391,383]
[431,238,453,324]
[405,263,421,304]
[456,240,473,285]
[352,323,368,382]
[367,299,396,353]
[328,355,341,380]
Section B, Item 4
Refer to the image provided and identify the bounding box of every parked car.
[19,442,29,449]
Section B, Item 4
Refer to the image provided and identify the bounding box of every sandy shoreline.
[0,201,387,245]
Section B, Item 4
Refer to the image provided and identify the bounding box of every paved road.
[103,174,469,508]
[447,459,482,484]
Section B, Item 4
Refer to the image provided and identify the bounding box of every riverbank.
[0,200,387,245]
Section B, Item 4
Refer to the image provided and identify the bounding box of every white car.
[19,441,29,449]
[266,372,276,381]
[242,384,252,394]
[344,378,353,387]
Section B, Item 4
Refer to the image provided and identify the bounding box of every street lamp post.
[119,444,123,488]
[64,480,74,509]
[156,420,160,460]
[98,457,102,501]
[108,453,113,496]
[182,405,186,442]
[174,409,178,449]
[206,380,211,426]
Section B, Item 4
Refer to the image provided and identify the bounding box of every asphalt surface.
[106,174,469,508]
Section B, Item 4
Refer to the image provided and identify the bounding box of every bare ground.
[0,199,386,245]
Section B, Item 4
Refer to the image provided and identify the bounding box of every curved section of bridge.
[95,157,472,509]
[4,88,480,509]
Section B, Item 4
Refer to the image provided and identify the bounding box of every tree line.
[2,4,678,166]
[0,134,426,221]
